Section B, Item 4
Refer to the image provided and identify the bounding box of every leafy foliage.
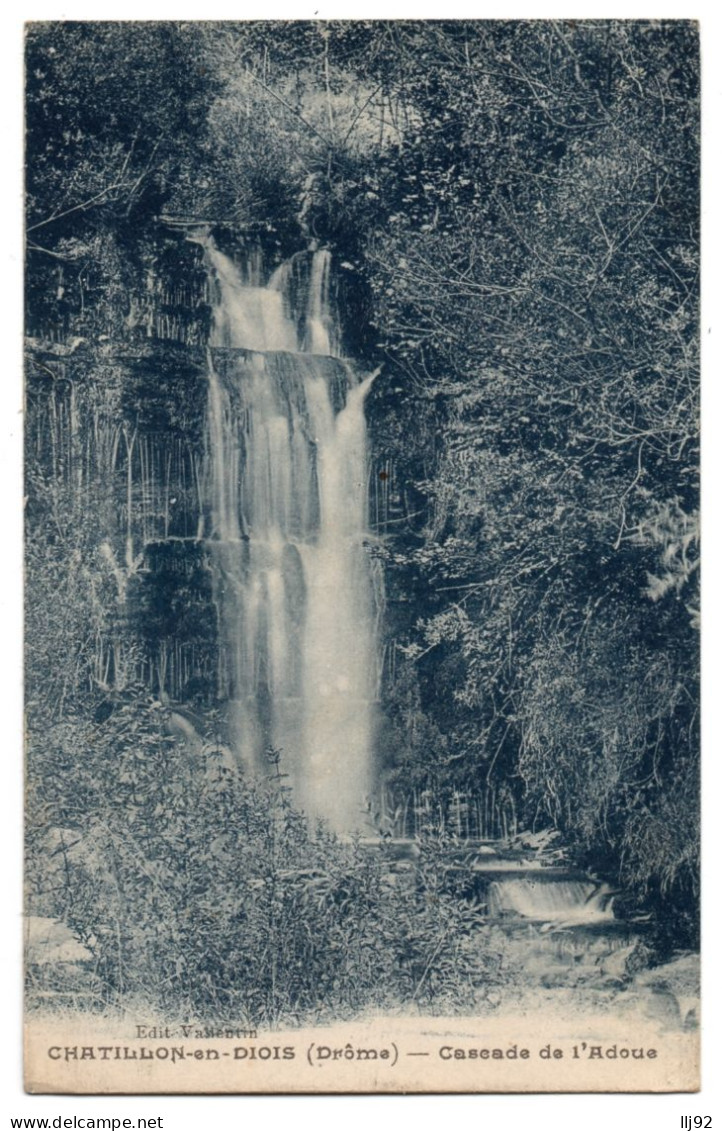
[26,711,508,1023]
[349,22,699,938]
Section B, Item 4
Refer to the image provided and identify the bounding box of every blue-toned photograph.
[23,20,700,1093]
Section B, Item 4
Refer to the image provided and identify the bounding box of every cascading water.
[200,234,379,832]
[487,878,617,924]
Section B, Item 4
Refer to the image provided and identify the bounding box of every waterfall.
[487,878,616,924]
[200,234,378,831]
[304,248,335,356]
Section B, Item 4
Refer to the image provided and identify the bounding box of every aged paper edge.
[24,1013,700,1094]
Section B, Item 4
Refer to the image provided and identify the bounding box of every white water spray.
[201,235,379,831]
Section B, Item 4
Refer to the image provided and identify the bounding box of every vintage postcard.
[24,19,700,1094]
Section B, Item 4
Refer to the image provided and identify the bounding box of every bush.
[26,698,509,1026]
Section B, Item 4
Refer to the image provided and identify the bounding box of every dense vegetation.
[27,712,507,1021]
[25,20,699,1017]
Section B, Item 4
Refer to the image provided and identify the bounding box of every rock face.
[26,230,272,699]
[25,916,94,966]
[26,334,217,702]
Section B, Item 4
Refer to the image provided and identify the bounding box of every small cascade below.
[487,878,617,926]
[198,233,379,832]
[461,842,638,990]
